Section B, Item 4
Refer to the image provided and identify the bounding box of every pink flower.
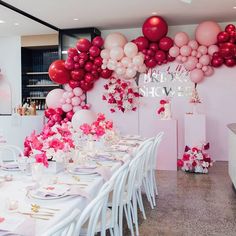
[97,113,105,121]
[35,152,48,167]
[177,159,184,167]
[157,107,165,114]
[49,138,64,150]
[160,99,167,105]
[80,123,91,135]
[182,154,190,161]
[105,121,113,130]
[95,126,105,137]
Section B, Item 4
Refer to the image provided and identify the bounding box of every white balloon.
[124,42,138,58]
[100,49,110,59]
[116,66,126,76]
[110,47,124,61]
[73,87,83,97]
[125,68,136,78]
[132,55,144,66]
[121,57,132,67]
[71,110,97,131]
[73,106,82,113]
[63,83,73,92]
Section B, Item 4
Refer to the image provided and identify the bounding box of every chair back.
[0,144,23,164]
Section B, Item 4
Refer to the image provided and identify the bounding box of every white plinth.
[184,114,206,147]
[0,115,44,149]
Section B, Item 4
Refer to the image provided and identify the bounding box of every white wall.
[0,36,21,109]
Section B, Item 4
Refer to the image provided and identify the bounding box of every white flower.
[195,165,203,173]
[203,168,208,174]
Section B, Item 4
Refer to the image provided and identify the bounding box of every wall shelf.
[26,84,59,87]
[25,72,49,75]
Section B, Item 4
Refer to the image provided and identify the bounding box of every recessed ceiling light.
[233,6,236,9]
[73,18,79,21]
[0,20,5,24]
[151,12,157,15]
[14,22,19,26]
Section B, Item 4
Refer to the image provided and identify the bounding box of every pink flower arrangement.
[102,77,141,113]
[79,113,113,140]
[177,143,213,174]
[24,122,75,167]
[157,99,169,115]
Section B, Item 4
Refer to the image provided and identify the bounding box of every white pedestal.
[140,119,178,171]
[0,115,44,149]
[184,114,206,147]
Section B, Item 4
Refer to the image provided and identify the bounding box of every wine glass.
[17,156,28,174]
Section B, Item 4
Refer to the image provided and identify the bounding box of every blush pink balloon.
[80,101,86,107]
[181,56,187,62]
[60,98,66,104]
[124,42,138,58]
[62,103,73,112]
[62,92,70,99]
[191,50,197,57]
[202,66,208,72]
[110,47,124,60]
[138,64,147,73]
[169,46,180,57]
[68,92,74,98]
[100,49,110,59]
[184,56,198,70]
[196,63,203,69]
[174,32,189,47]
[104,32,128,50]
[116,66,126,75]
[199,55,210,66]
[208,45,219,56]
[46,88,64,109]
[80,94,86,101]
[71,96,81,106]
[66,98,71,104]
[190,68,204,83]
[121,57,132,67]
[195,21,221,46]
[180,45,192,56]
[125,67,136,78]
[63,83,73,92]
[204,66,214,76]
[73,87,83,97]
[73,106,82,112]
[196,52,202,58]
[176,55,183,63]
[198,45,208,55]
[132,55,144,66]
[188,40,198,50]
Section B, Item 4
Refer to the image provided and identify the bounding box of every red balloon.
[229,31,236,44]
[85,62,93,72]
[217,31,229,43]
[73,55,80,62]
[211,57,224,67]
[225,24,236,33]
[100,69,112,79]
[159,37,174,51]
[67,48,78,58]
[167,54,175,62]
[78,58,85,67]
[85,73,94,84]
[144,54,151,60]
[44,108,55,118]
[94,57,103,67]
[147,49,155,57]
[212,52,221,58]
[66,111,74,121]
[76,38,91,52]
[225,58,236,67]
[142,49,148,54]
[47,120,55,127]
[54,108,64,116]
[91,70,99,80]
[71,69,85,81]
[145,58,157,68]
[155,50,166,62]
[64,58,75,70]
[142,16,168,42]
[49,60,70,84]
[134,36,149,51]
[69,79,80,89]
[149,43,159,52]
[89,46,101,57]
[79,52,89,61]
[219,42,235,59]
[92,36,104,48]
[74,63,81,70]
[52,114,62,122]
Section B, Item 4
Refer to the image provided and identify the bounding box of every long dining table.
[0,136,144,236]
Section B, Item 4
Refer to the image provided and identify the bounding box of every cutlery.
[18,211,54,217]
[31,204,60,211]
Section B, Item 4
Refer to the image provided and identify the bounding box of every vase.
[44,161,64,174]
[31,163,44,183]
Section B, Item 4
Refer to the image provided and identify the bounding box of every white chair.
[74,160,130,236]
[41,208,81,236]
[0,144,24,164]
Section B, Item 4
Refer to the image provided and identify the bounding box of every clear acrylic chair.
[0,144,24,164]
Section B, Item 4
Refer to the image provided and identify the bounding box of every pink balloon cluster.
[100,33,146,80]
[169,32,219,83]
[60,84,89,113]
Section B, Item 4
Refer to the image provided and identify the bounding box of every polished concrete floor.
[126,161,236,236]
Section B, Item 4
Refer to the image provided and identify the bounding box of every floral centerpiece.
[24,122,75,167]
[102,77,141,113]
[189,86,201,114]
[78,113,118,146]
[177,143,213,174]
[157,98,172,120]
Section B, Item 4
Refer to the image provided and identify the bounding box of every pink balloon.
[138,64,147,73]
[62,92,70,99]
[80,101,86,107]
[116,66,126,75]
[62,103,73,112]
[196,52,202,58]
[80,94,86,101]
[104,32,128,50]
[202,66,208,72]
[73,106,82,112]
[66,98,71,104]
[208,45,219,56]
[181,56,187,62]
[198,45,207,55]
[60,98,66,104]
[191,50,197,57]
[124,42,138,58]
[68,92,74,98]
[121,57,132,67]
[204,66,214,76]
[110,47,124,60]
[190,69,204,83]
[71,96,81,106]
[73,87,83,97]
[196,63,203,69]
[199,55,210,66]
[100,49,110,59]
[188,40,198,50]
[125,67,136,78]
[132,55,144,66]
[63,83,73,92]
[174,32,189,47]
[195,21,221,46]
[180,45,192,56]
[176,55,183,63]
[169,46,180,57]
[46,89,64,109]
[184,56,198,70]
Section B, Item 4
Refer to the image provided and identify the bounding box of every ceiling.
[0,0,236,36]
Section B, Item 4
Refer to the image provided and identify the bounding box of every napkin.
[34,185,70,197]
[1,162,19,170]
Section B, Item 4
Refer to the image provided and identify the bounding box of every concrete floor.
[126,161,236,236]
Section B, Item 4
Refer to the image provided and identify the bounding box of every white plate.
[28,190,69,200]
[1,166,20,171]
[68,169,99,176]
